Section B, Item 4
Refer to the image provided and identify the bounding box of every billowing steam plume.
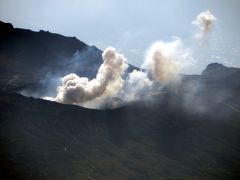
[54,47,128,105]
[121,70,153,103]
[144,39,190,85]
[39,10,216,109]
[44,39,191,108]
[192,10,216,39]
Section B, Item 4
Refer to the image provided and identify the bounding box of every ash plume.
[121,70,153,103]
[192,10,216,39]
[43,39,192,108]
[128,70,152,89]
[144,39,190,85]
[36,10,217,110]
[54,47,128,106]
[116,38,192,105]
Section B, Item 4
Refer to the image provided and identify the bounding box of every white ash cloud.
[54,47,128,106]
[192,10,216,39]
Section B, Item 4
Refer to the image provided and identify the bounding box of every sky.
[0,0,240,74]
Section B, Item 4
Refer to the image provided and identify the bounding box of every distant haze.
[0,0,240,74]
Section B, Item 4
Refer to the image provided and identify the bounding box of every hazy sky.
[0,0,240,74]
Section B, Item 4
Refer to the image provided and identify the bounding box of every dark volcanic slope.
[0,21,100,91]
[0,91,240,180]
[0,21,137,93]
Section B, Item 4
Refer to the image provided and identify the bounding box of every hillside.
[0,86,240,179]
[0,21,137,93]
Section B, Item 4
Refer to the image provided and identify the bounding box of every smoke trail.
[192,10,216,39]
[54,47,128,105]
